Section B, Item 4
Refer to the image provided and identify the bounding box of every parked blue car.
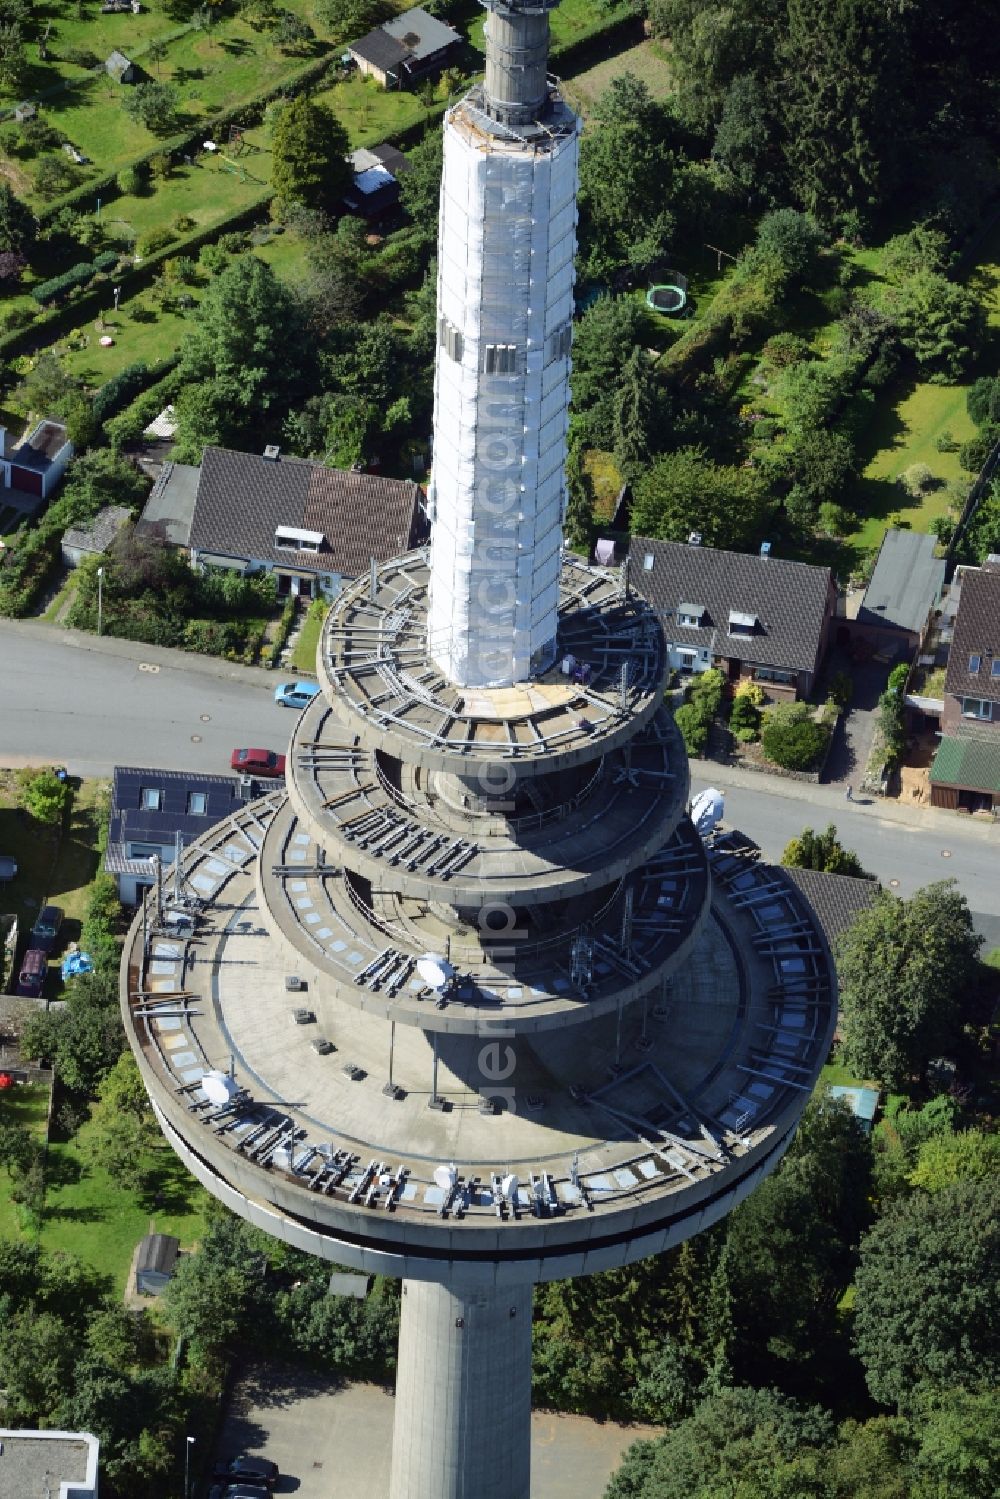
[273,681,321,710]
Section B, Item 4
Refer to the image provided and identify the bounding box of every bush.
[16,766,71,826]
[827,670,854,707]
[818,501,855,536]
[687,667,725,721]
[900,463,935,497]
[138,224,177,257]
[760,703,829,771]
[116,165,143,196]
[959,426,1000,473]
[673,703,709,757]
[730,692,761,742]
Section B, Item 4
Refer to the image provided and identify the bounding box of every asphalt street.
[0,619,288,779]
[2,619,997,943]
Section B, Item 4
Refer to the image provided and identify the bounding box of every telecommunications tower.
[122,6,836,1498]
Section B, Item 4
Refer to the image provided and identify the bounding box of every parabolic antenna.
[501,1173,519,1203]
[433,1163,458,1193]
[200,1070,238,1107]
[417,953,455,991]
[691,787,725,837]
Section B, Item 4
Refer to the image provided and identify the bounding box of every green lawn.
[311,70,437,148]
[0,1084,52,1239]
[563,39,673,117]
[0,776,107,993]
[292,603,324,676]
[467,0,638,56]
[40,1128,208,1296]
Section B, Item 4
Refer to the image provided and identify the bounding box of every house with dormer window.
[632,537,836,701]
[929,560,1000,812]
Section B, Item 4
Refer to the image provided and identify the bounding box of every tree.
[604,1386,834,1499]
[781,824,872,879]
[146,37,167,76]
[162,1214,260,1360]
[121,81,178,135]
[397,128,442,248]
[673,703,708,758]
[273,9,314,50]
[613,346,659,482]
[648,1,782,138]
[780,0,902,224]
[577,73,677,281]
[0,18,26,93]
[0,181,36,256]
[271,94,350,213]
[882,270,986,383]
[631,447,770,552]
[711,72,782,201]
[177,256,306,452]
[570,295,645,450]
[755,208,825,287]
[785,429,857,531]
[84,1054,160,1193]
[852,1178,1000,1410]
[316,0,391,39]
[564,439,595,554]
[835,882,981,1090]
[0,1310,76,1424]
[912,1388,1000,1499]
[15,765,70,826]
[967,377,1000,428]
[908,1130,1000,1193]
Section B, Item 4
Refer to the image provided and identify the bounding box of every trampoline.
[646,281,687,314]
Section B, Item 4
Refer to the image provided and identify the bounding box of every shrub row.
[92,354,179,427]
[103,367,185,451]
[32,249,119,304]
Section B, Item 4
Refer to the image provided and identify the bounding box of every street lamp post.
[113,285,121,313]
[96,565,104,638]
[184,1434,195,1498]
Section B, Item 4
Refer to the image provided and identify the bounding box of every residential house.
[61,504,131,567]
[632,537,836,700]
[344,144,411,218]
[929,559,1000,812]
[182,445,425,600]
[349,7,461,89]
[853,527,946,658]
[0,1429,99,1498]
[106,766,249,904]
[0,419,72,499]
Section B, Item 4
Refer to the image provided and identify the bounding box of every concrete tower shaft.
[482,0,561,126]
[426,1,578,688]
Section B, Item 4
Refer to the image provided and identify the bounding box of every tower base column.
[389,1278,533,1499]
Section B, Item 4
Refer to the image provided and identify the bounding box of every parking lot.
[211,1364,657,1498]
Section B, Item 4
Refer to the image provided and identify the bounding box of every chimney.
[263,445,280,462]
[760,541,772,559]
[687,531,702,547]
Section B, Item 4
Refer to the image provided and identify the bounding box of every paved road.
[2,620,997,943]
[0,620,290,779]
[691,760,1000,947]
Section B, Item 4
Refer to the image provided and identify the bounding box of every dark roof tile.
[632,538,834,675]
[944,566,1000,703]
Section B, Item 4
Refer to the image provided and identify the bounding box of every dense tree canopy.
[270,94,351,213]
[835,881,981,1089]
[852,1177,1000,1409]
[780,824,872,879]
[631,446,770,551]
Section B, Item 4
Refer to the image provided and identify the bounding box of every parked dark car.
[17,947,48,998]
[30,904,64,953]
[230,748,286,779]
[212,1453,279,1487]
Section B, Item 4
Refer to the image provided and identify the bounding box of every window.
[961,697,993,720]
[484,343,518,375]
[755,667,795,685]
[438,316,463,362]
[969,654,981,673]
[728,609,758,637]
[544,323,573,365]
[992,660,1000,678]
[643,553,654,571]
[677,601,704,628]
[187,791,207,816]
[130,842,165,861]
[677,651,697,674]
[141,787,161,810]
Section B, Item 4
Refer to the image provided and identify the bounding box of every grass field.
[292,601,324,676]
[40,1126,208,1295]
[563,39,673,117]
[466,0,638,56]
[0,775,107,994]
[0,1084,52,1240]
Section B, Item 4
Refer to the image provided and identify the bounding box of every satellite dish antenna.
[501,1173,519,1203]
[417,953,455,991]
[201,1070,238,1107]
[690,787,725,837]
[433,1163,458,1192]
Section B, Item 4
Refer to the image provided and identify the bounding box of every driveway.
[209,1364,656,1499]
[820,650,894,787]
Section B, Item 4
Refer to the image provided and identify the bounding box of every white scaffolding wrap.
[427,110,580,687]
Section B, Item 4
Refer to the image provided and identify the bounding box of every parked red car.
[230,748,286,779]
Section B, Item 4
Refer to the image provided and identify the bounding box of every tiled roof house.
[632,537,837,700]
[930,560,1000,812]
